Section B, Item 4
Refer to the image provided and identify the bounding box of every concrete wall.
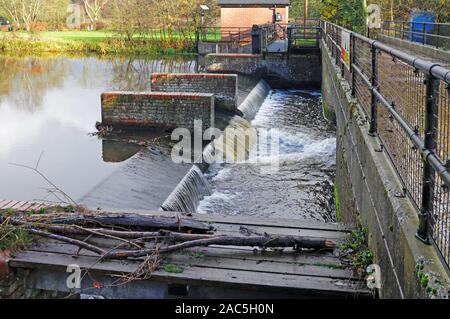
[321,40,450,299]
[151,73,238,113]
[378,34,450,66]
[101,92,214,131]
[220,6,288,29]
[198,42,253,55]
[205,53,322,88]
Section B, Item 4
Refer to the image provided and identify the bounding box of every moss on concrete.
[322,99,336,124]
[334,181,342,222]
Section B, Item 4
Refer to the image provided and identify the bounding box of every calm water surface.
[0,55,197,206]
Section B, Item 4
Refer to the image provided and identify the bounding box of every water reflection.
[0,54,196,204]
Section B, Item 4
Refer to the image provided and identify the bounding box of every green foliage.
[321,0,367,31]
[372,0,450,23]
[340,228,374,275]
[333,180,342,222]
[163,264,185,273]
[0,31,196,54]
[0,223,34,251]
[290,0,323,20]
[414,257,443,298]
[314,262,345,269]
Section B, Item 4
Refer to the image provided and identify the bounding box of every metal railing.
[259,21,321,53]
[321,20,450,268]
[288,20,321,49]
[199,27,252,44]
[381,20,450,51]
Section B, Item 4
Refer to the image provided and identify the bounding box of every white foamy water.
[198,90,337,221]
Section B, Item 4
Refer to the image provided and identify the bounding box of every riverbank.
[0,31,195,55]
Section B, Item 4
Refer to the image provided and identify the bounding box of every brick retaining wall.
[151,73,238,113]
[101,92,215,131]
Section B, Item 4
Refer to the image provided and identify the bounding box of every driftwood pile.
[0,209,336,260]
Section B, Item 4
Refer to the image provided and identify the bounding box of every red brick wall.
[101,92,215,131]
[220,6,289,29]
[151,73,238,113]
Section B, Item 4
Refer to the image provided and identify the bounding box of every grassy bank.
[0,31,196,55]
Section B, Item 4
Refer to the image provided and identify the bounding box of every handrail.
[321,19,450,268]
[381,20,450,50]
[325,20,450,84]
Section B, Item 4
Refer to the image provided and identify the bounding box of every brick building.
[219,0,290,29]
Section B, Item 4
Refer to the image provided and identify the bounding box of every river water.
[0,55,198,208]
[0,54,335,219]
[0,54,261,211]
[198,90,337,222]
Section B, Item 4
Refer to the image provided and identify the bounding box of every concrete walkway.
[266,39,288,53]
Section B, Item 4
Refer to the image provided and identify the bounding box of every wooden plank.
[11,201,30,210]
[10,251,371,296]
[0,200,13,209]
[212,223,348,240]
[19,202,37,211]
[163,254,358,280]
[25,242,357,280]
[28,239,345,266]
[26,203,46,211]
[193,214,350,232]
[2,201,20,210]
[128,210,349,232]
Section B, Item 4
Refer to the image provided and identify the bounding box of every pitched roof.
[218,0,290,5]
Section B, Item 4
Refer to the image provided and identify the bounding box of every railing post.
[287,26,292,52]
[195,30,200,53]
[369,43,378,135]
[401,22,405,40]
[436,24,440,49]
[251,25,261,54]
[422,23,426,45]
[351,34,356,97]
[416,75,440,244]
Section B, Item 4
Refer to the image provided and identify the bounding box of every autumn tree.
[320,0,367,30]
[291,0,323,21]
[110,0,156,41]
[153,0,219,44]
[82,0,110,30]
[0,0,44,31]
[372,0,449,22]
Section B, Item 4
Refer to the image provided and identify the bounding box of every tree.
[82,0,109,30]
[111,0,155,41]
[291,0,323,21]
[0,0,44,31]
[372,0,450,22]
[153,0,219,44]
[321,0,367,31]
[41,0,71,30]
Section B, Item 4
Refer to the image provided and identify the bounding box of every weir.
[160,83,267,214]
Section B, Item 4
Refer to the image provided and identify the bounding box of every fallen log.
[41,226,220,242]
[25,212,214,233]
[105,235,336,259]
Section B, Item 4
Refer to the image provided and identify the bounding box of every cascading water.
[238,80,272,121]
[161,165,212,213]
[198,90,337,222]
[163,116,257,214]
[160,80,271,215]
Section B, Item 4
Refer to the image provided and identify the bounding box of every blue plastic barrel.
[409,11,435,44]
